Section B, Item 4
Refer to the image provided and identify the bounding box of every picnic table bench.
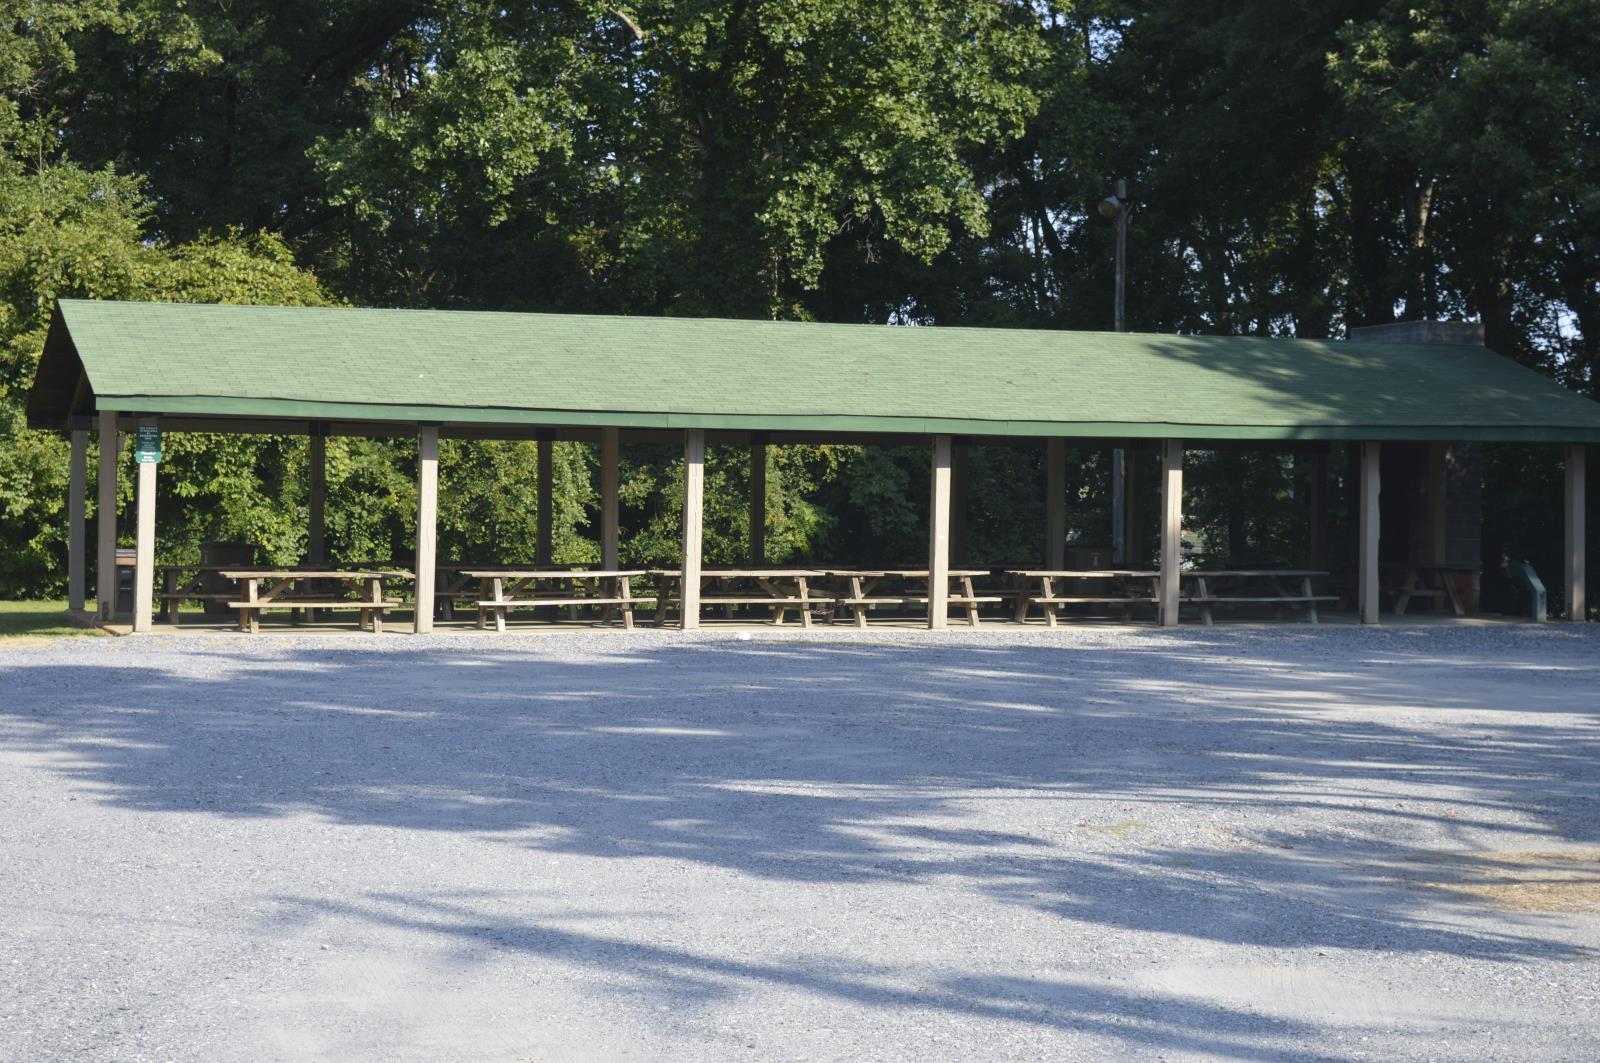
[466,569,654,631]
[652,568,835,627]
[825,569,1000,627]
[1181,570,1336,625]
[223,569,410,634]
[1006,570,1161,626]
[1381,562,1473,616]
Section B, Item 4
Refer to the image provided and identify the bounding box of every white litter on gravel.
[3,625,1599,1062]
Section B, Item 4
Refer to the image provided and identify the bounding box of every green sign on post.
[134,425,162,463]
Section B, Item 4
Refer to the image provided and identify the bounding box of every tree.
[310,0,1044,318]
[0,152,335,593]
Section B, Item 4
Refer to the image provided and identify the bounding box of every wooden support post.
[601,427,620,571]
[1159,440,1182,627]
[1111,448,1125,563]
[1359,441,1381,624]
[928,434,952,629]
[536,432,554,566]
[68,429,87,612]
[1567,443,1587,622]
[750,432,767,565]
[681,430,705,630]
[132,418,157,634]
[414,426,439,634]
[1428,442,1449,566]
[1124,448,1144,565]
[308,430,327,564]
[1046,438,1066,569]
[1308,452,1328,571]
[96,411,118,620]
[951,439,970,567]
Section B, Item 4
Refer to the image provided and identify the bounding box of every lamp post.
[1100,179,1132,559]
[1099,178,1130,333]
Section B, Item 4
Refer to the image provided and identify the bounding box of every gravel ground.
[3,624,1599,1062]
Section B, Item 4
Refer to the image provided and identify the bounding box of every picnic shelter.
[24,300,1600,633]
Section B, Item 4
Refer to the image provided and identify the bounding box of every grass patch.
[1079,819,1149,839]
[1401,849,1600,913]
[0,601,101,639]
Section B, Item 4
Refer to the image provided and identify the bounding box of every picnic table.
[1181,570,1336,625]
[157,563,411,625]
[652,568,834,627]
[1006,570,1161,626]
[466,569,654,631]
[1381,562,1472,616]
[433,563,568,620]
[223,569,410,634]
[825,569,1000,627]
[157,564,241,621]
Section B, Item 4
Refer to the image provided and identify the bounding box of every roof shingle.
[28,299,1600,442]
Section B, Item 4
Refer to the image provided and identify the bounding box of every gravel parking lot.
[3,625,1599,1062]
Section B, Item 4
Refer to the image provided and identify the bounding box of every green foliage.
[305,0,1043,317]
[0,402,70,586]
[0,151,342,591]
[1326,0,1600,361]
[615,443,835,567]
[0,40,347,592]
[435,440,592,565]
[0,160,147,396]
[1183,451,1310,566]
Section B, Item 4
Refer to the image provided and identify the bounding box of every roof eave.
[89,394,1600,443]
[25,304,91,430]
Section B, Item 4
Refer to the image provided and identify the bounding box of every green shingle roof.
[28,298,1600,441]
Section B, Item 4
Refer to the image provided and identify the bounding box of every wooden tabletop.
[875,569,993,578]
[650,568,826,578]
[461,569,646,579]
[1182,569,1327,578]
[1380,562,1477,573]
[439,563,571,572]
[220,569,410,580]
[1006,569,1161,578]
[163,564,413,575]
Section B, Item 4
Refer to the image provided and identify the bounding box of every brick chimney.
[1349,320,1484,346]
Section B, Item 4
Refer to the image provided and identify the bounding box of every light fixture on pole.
[1098,178,1131,334]
[1101,179,1132,560]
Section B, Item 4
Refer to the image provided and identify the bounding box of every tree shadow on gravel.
[270,887,1359,1062]
[3,628,1598,1051]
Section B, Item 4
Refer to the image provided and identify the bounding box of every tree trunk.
[1341,158,1400,329]
[1402,175,1436,319]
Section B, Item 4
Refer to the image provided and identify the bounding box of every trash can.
[1063,545,1114,617]
[1064,545,1113,572]
[201,542,257,615]
[114,548,137,616]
